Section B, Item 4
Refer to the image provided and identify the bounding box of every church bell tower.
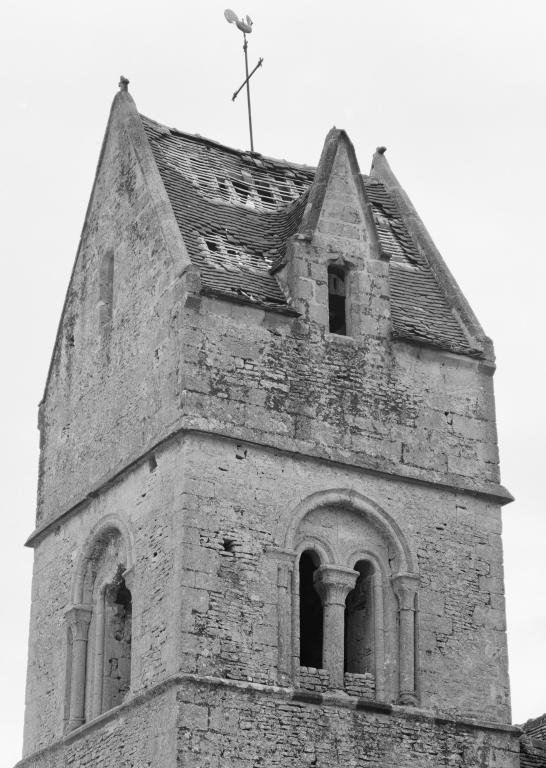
[17,82,520,768]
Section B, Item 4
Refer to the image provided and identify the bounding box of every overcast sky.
[1,0,545,763]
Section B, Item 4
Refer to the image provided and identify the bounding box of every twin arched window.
[298,549,377,696]
[287,494,419,705]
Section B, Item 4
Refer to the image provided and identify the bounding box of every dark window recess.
[328,266,346,335]
[102,576,132,712]
[344,560,375,674]
[299,551,323,668]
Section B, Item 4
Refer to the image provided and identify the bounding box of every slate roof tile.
[523,715,546,741]
[521,739,546,768]
[143,115,312,310]
[142,114,479,357]
[364,178,476,356]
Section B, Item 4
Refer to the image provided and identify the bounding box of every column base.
[397,691,418,706]
[66,718,85,733]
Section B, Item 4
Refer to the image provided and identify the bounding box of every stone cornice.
[26,426,514,549]
[14,671,522,767]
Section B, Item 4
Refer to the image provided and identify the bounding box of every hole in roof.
[216,177,232,201]
[232,178,249,205]
[205,239,220,253]
[160,131,315,211]
[255,180,276,206]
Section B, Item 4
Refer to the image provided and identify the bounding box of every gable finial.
[119,76,130,92]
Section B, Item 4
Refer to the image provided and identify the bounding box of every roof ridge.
[140,113,316,172]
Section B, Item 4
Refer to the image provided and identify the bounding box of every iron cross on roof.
[224,9,264,153]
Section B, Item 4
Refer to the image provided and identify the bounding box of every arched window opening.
[299,550,323,668]
[66,528,133,730]
[345,560,375,675]
[328,265,346,335]
[286,492,419,703]
[101,574,132,713]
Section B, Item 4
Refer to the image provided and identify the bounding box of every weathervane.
[224,9,263,153]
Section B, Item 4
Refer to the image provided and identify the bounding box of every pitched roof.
[142,116,312,311]
[521,738,546,768]
[524,715,546,741]
[142,114,479,357]
[365,179,475,354]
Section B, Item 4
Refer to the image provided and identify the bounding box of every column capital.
[65,604,92,640]
[314,565,358,606]
[391,573,419,611]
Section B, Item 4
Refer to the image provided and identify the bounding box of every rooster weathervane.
[224,9,263,152]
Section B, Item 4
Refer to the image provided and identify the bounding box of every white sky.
[1,0,545,763]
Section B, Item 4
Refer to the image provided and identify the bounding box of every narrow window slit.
[98,249,114,334]
[328,265,347,335]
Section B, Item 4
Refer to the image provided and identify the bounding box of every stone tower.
[18,82,520,768]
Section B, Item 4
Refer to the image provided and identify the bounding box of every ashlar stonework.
[16,81,526,767]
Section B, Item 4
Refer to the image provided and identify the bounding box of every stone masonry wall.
[27,293,510,749]
[175,294,499,490]
[17,678,520,768]
[177,433,510,722]
[22,447,183,755]
[22,430,510,758]
[18,685,177,768]
[176,679,519,768]
[37,100,186,525]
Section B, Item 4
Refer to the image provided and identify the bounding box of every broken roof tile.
[142,115,310,310]
[141,114,479,357]
[521,739,546,768]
